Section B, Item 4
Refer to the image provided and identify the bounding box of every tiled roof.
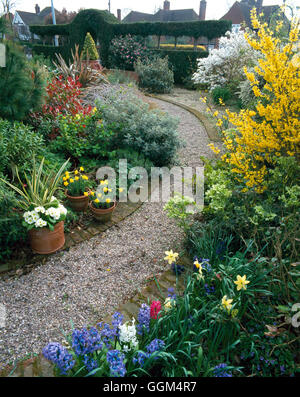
[123,8,199,23]
[14,8,54,26]
[220,1,285,27]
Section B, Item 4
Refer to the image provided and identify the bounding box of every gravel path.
[0,97,214,368]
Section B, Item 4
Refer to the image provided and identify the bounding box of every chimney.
[163,1,170,11]
[117,9,121,21]
[199,0,207,20]
[35,4,40,14]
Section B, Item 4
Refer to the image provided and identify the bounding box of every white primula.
[34,206,46,214]
[35,218,47,228]
[58,204,67,216]
[23,211,35,225]
[118,318,138,352]
[46,207,61,220]
[192,29,258,91]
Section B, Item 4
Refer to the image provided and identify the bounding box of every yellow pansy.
[234,275,250,291]
[164,250,179,264]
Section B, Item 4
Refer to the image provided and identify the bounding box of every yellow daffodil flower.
[164,250,179,264]
[90,191,95,196]
[80,167,84,172]
[106,198,111,204]
[70,179,74,183]
[82,175,88,180]
[119,188,124,193]
[221,295,233,312]
[75,176,79,181]
[94,199,100,204]
[234,275,250,291]
[74,170,79,175]
[84,192,89,197]
[64,182,69,187]
[103,187,108,193]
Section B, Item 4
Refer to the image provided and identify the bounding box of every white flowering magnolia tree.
[192,30,258,92]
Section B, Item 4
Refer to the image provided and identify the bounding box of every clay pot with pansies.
[65,189,90,212]
[63,168,90,212]
[89,201,116,223]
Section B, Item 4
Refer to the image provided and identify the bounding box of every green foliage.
[0,176,27,261]
[0,41,46,121]
[211,86,232,104]
[29,9,230,67]
[96,88,181,166]
[164,194,196,232]
[0,119,45,176]
[81,32,99,61]
[0,158,69,210]
[153,49,208,84]
[135,56,174,94]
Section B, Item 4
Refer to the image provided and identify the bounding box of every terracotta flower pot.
[65,190,89,212]
[89,201,116,223]
[28,221,65,255]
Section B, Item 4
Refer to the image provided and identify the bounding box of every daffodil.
[74,170,79,175]
[221,295,233,312]
[70,178,74,183]
[75,176,79,181]
[82,175,88,180]
[94,198,100,204]
[103,187,108,193]
[119,188,124,193]
[80,167,84,172]
[84,192,89,197]
[64,182,69,187]
[106,198,111,204]
[234,275,250,291]
[164,250,179,265]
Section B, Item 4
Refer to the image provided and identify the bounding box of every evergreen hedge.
[154,49,209,84]
[30,9,231,67]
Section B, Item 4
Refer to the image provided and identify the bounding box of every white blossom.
[118,318,138,352]
[192,30,258,91]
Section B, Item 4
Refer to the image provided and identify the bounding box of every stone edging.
[144,93,220,143]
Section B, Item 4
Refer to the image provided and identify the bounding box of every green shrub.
[211,86,232,104]
[81,32,99,60]
[0,119,45,176]
[96,88,181,166]
[153,49,208,84]
[0,41,46,120]
[135,56,174,94]
[0,176,27,261]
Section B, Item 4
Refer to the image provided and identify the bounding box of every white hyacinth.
[119,318,138,352]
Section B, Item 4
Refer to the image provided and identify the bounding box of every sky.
[5,0,300,20]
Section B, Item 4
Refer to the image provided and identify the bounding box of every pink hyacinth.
[150,301,161,319]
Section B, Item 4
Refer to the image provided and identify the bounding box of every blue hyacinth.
[137,303,150,335]
[167,287,177,300]
[83,354,98,373]
[43,342,75,375]
[107,350,126,377]
[132,339,165,367]
[171,262,185,275]
[71,326,103,356]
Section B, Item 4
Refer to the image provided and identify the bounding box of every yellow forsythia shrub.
[210,9,299,193]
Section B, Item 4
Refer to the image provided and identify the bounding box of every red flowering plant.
[29,75,93,140]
